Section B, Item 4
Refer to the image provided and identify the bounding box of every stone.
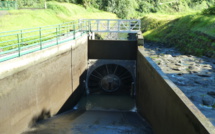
[171,67,181,71]
[177,73,183,76]
[197,72,211,77]
[207,91,215,98]
[174,81,186,86]
[175,63,181,66]
[190,95,202,104]
[164,54,172,59]
[143,41,215,122]
[202,95,214,106]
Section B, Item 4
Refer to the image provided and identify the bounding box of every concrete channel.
[0,34,214,134]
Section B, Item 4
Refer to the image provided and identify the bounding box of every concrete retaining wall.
[136,47,215,134]
[0,35,88,134]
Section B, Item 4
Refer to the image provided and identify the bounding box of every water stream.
[23,93,153,134]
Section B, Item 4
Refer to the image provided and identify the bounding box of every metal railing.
[0,1,17,10]
[79,19,141,33]
[0,20,89,62]
[0,19,140,62]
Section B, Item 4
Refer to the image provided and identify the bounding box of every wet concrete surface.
[143,42,215,126]
[23,95,153,134]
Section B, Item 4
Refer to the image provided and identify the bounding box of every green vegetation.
[46,0,138,18]
[142,13,215,57]
[43,0,214,19]
[0,1,117,52]
[137,1,215,58]
[16,0,46,8]
[1,0,215,58]
[0,1,117,32]
[202,6,215,15]
[73,0,215,59]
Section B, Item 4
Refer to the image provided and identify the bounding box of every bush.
[202,6,215,15]
[17,0,46,8]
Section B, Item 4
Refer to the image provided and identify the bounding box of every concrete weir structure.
[0,35,88,134]
[0,33,214,134]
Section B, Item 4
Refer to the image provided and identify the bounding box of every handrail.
[0,20,88,62]
[0,19,141,62]
[79,19,141,33]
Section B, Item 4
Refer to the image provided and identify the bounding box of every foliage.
[202,6,215,15]
[105,0,138,19]
[141,14,215,58]
[14,0,215,18]
[17,0,46,8]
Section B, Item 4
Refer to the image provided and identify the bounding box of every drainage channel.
[23,94,153,134]
[23,60,154,134]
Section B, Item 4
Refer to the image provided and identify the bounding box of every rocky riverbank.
[143,42,215,125]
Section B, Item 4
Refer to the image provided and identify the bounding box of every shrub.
[202,6,215,15]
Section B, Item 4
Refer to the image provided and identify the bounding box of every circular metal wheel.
[87,64,133,93]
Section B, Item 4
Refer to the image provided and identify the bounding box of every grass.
[0,1,117,32]
[0,1,117,51]
[141,12,215,58]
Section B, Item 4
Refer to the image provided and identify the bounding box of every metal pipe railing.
[0,19,140,62]
[0,20,87,62]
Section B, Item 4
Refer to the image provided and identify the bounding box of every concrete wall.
[136,47,215,134]
[0,35,88,134]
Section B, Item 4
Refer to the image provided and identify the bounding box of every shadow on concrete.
[23,69,87,133]
[29,109,51,127]
[26,69,87,130]
[57,70,87,114]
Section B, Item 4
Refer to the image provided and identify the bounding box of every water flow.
[74,94,136,112]
[23,91,153,134]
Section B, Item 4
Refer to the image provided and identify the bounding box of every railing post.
[97,20,99,32]
[80,21,83,36]
[129,20,131,31]
[73,24,75,39]
[139,20,141,31]
[107,20,110,31]
[87,20,90,33]
[20,30,23,46]
[83,20,86,34]
[67,24,69,37]
[88,20,91,31]
[39,27,42,50]
[56,27,58,45]
[59,24,61,39]
[118,20,120,32]
[17,34,21,57]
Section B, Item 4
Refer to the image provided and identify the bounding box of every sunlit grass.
[0,1,117,32]
[0,1,117,51]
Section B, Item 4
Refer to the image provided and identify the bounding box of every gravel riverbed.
[143,42,215,126]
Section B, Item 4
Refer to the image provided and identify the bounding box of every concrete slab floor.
[23,95,153,134]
